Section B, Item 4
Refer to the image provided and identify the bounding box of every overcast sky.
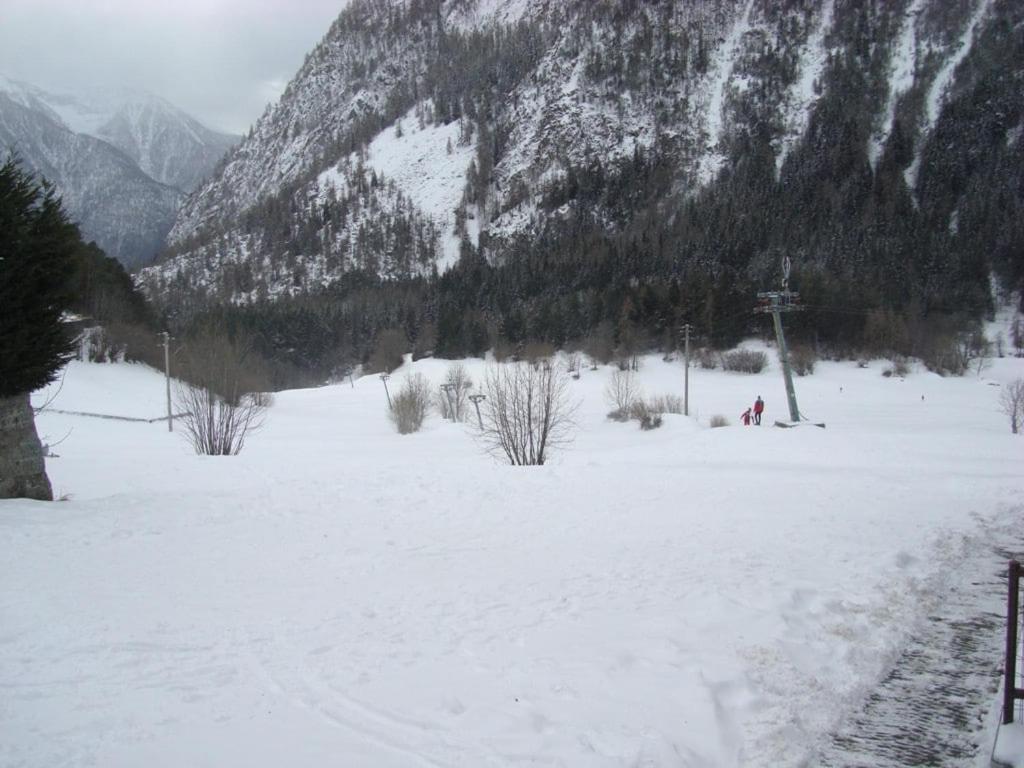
[0,0,347,135]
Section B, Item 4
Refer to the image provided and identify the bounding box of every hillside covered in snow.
[145,0,1023,334]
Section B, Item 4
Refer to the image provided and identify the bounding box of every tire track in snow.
[815,528,1019,767]
[244,639,489,768]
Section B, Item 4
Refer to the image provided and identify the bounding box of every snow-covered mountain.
[145,0,1023,340]
[0,76,238,267]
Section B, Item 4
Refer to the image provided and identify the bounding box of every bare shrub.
[884,356,910,378]
[436,363,473,421]
[647,394,684,414]
[709,414,730,428]
[721,350,768,373]
[174,333,269,455]
[564,351,582,379]
[605,368,641,413]
[479,362,577,465]
[789,345,816,376]
[639,412,663,430]
[696,348,718,370]
[627,399,649,421]
[390,373,432,434]
[1000,378,1024,434]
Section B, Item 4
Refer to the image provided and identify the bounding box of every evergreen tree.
[0,157,79,396]
[0,157,80,500]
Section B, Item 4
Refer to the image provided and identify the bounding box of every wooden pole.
[161,332,173,432]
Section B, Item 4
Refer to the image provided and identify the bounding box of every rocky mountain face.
[140,0,1023,378]
[0,77,238,268]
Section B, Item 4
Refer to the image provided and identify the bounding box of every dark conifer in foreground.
[0,157,79,397]
[0,156,81,500]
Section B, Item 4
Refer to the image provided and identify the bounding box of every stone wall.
[0,393,53,501]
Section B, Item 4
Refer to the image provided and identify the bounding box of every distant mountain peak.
[0,75,240,267]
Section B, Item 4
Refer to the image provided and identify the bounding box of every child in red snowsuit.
[741,408,752,426]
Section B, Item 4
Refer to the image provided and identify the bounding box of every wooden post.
[1005,560,1021,725]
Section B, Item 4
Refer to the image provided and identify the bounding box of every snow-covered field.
[2,344,1023,767]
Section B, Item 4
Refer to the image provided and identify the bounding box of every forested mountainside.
[142,0,1024,385]
[0,77,238,267]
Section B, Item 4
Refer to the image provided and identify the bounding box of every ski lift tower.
[754,256,804,425]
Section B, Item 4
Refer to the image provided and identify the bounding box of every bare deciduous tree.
[605,368,641,415]
[391,373,432,434]
[174,333,270,455]
[1000,378,1024,434]
[479,362,577,466]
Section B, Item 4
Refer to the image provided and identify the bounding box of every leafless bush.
[883,356,910,378]
[789,345,816,376]
[1000,378,1024,434]
[564,352,582,379]
[639,412,663,430]
[722,350,768,373]
[696,348,718,370]
[436,363,473,421]
[390,373,432,434]
[605,368,641,413]
[647,394,684,415]
[709,414,730,428]
[479,362,577,465]
[174,333,269,455]
[627,400,663,430]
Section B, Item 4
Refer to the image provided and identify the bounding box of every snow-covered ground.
[3,342,1023,767]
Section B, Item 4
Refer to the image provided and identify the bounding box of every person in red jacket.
[741,407,752,426]
[753,396,764,425]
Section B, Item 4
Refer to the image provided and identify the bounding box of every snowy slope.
[153,0,1018,305]
[359,106,475,267]
[3,346,1022,767]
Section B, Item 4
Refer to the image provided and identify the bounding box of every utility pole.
[754,256,802,424]
[469,394,486,430]
[679,323,693,416]
[160,331,173,432]
[379,373,392,410]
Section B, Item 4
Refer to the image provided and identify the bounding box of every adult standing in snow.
[753,396,764,425]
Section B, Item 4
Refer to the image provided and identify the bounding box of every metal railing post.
[1005,560,1021,725]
